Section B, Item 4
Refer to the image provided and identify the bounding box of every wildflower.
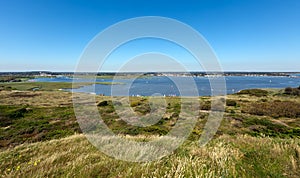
[16,165,20,171]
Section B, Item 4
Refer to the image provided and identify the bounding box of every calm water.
[31,75,300,96]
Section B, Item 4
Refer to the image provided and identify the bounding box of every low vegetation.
[0,134,299,177]
[0,105,79,148]
[284,86,300,96]
[236,88,269,97]
[0,76,32,83]
[0,84,300,177]
[242,100,300,118]
[0,81,124,91]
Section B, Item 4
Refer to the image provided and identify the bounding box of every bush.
[284,87,293,94]
[98,100,111,106]
[284,87,300,96]
[237,89,268,97]
[226,99,237,106]
[8,107,30,118]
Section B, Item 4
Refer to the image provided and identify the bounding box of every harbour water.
[31,75,300,96]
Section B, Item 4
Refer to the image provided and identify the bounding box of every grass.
[0,88,299,146]
[0,82,79,91]
[241,100,300,118]
[0,86,300,177]
[0,81,124,91]
[0,105,79,148]
[0,134,299,177]
[236,89,269,97]
[0,91,73,107]
[0,76,32,82]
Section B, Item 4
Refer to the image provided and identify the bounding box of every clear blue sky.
[0,0,299,72]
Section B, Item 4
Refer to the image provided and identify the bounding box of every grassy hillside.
[0,83,300,177]
[1,134,299,177]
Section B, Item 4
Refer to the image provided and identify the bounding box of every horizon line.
[0,71,300,73]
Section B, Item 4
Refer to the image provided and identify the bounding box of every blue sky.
[0,0,299,72]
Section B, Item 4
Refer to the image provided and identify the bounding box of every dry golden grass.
[1,134,299,177]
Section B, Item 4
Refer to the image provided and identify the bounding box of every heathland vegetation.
[0,82,299,177]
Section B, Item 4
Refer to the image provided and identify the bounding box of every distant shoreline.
[0,71,299,78]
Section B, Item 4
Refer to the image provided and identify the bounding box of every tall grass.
[1,134,299,177]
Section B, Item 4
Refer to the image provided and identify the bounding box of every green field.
[0,82,299,177]
[0,81,124,91]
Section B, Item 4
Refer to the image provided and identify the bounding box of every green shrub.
[237,89,268,97]
[8,107,29,118]
[284,87,300,96]
[97,100,110,106]
[226,99,237,106]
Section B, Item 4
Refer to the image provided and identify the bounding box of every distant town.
[0,71,299,83]
[1,71,300,77]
